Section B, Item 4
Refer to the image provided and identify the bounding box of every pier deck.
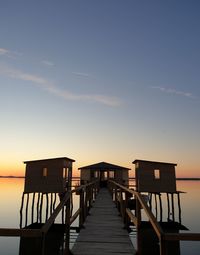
[72,188,136,255]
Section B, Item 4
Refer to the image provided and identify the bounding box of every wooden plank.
[72,188,136,255]
[164,233,200,241]
[0,228,41,237]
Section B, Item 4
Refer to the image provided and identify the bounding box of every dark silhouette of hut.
[130,159,188,254]
[19,157,75,255]
[79,161,130,187]
[24,157,75,193]
[133,159,177,193]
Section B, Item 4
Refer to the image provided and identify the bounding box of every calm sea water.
[0,178,199,254]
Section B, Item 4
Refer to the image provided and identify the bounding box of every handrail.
[109,180,164,238]
[41,192,71,234]
[108,180,200,255]
[136,189,164,238]
[0,180,99,255]
[70,208,81,225]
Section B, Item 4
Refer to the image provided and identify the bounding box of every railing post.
[136,196,141,227]
[94,182,97,200]
[119,189,125,219]
[85,186,89,216]
[111,183,114,201]
[159,235,167,255]
[88,185,92,210]
[41,232,46,255]
[108,181,113,199]
[79,189,84,229]
[136,195,142,254]
[114,187,118,206]
[171,193,175,221]
[64,194,71,255]
[124,191,132,229]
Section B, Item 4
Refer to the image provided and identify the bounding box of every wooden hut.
[79,161,130,187]
[24,157,75,193]
[132,159,177,193]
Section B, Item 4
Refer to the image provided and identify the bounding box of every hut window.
[109,171,115,178]
[94,171,98,178]
[63,168,68,179]
[154,169,160,179]
[43,167,48,177]
[103,171,108,180]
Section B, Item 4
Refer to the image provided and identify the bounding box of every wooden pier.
[72,188,136,255]
[1,179,200,254]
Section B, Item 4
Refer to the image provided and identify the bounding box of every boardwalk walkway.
[72,188,136,255]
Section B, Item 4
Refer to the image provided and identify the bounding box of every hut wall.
[24,159,72,193]
[122,170,129,185]
[136,161,176,193]
[80,169,90,183]
[114,170,123,183]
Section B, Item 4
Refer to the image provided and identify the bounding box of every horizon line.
[1,175,200,180]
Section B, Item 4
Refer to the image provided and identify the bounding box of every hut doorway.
[100,171,108,187]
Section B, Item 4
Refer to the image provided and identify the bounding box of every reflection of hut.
[79,162,130,187]
[24,157,75,193]
[133,159,177,193]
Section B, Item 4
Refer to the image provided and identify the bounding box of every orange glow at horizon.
[0,159,199,178]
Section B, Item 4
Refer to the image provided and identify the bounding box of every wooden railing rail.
[41,192,71,234]
[0,180,99,255]
[108,180,200,255]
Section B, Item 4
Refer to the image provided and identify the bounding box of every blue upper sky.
[0,0,200,176]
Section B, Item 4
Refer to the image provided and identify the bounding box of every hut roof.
[24,157,75,164]
[78,162,130,171]
[132,159,177,166]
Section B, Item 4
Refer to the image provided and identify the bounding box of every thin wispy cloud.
[0,65,121,107]
[42,60,55,67]
[0,65,47,85]
[0,48,22,58]
[0,48,10,56]
[151,86,195,99]
[58,91,120,106]
[72,71,90,78]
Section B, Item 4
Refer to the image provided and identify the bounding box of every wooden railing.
[108,180,200,255]
[0,180,99,255]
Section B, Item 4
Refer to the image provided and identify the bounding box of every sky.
[0,0,200,177]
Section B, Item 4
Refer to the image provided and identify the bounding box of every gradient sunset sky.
[0,1,200,177]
